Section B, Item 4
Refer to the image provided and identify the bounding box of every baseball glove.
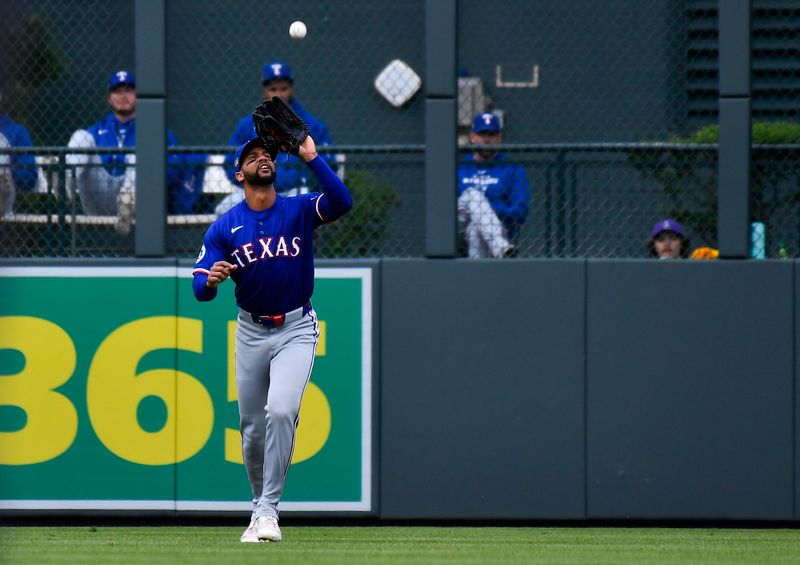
[252,96,309,156]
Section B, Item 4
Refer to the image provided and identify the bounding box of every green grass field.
[3,526,800,564]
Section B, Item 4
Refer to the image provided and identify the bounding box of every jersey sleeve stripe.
[315,194,328,223]
[192,267,210,276]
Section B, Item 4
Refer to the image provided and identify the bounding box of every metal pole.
[717,0,752,258]
[134,0,167,256]
[424,0,457,258]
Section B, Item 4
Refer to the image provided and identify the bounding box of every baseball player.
[66,70,203,232]
[218,61,334,214]
[458,112,531,258]
[192,132,352,543]
[0,81,38,215]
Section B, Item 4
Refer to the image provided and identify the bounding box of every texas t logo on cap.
[471,112,501,133]
[108,69,136,90]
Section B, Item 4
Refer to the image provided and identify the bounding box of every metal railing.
[3,142,798,259]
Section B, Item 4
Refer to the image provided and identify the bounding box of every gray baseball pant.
[235,306,318,520]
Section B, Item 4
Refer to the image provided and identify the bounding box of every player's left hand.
[206,260,237,288]
[252,96,310,157]
[297,135,318,163]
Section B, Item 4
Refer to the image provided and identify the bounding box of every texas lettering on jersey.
[192,193,319,315]
[196,234,303,269]
[231,235,303,266]
[460,172,500,191]
[192,155,352,316]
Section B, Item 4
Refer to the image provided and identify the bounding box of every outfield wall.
[1,259,796,520]
[381,259,795,521]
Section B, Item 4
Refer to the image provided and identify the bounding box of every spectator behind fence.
[0,83,38,215]
[647,219,691,259]
[457,112,531,258]
[66,70,203,234]
[217,60,334,215]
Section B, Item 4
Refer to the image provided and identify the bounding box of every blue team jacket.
[225,99,334,192]
[82,113,203,213]
[457,153,532,238]
[0,113,38,192]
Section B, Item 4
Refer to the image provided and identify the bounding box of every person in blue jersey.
[0,84,38,215]
[217,61,334,214]
[192,132,352,543]
[66,70,203,233]
[458,112,531,258]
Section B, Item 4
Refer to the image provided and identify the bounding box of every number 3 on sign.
[0,317,78,465]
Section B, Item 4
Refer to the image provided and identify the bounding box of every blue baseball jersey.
[192,156,352,315]
[0,113,38,193]
[73,113,204,213]
[458,153,531,237]
[225,99,334,192]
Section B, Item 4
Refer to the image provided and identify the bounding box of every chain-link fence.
[749,1,800,258]
[0,1,797,259]
[457,0,718,259]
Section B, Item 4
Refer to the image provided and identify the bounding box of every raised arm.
[299,135,352,222]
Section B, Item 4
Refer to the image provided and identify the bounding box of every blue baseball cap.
[262,61,293,84]
[472,112,501,133]
[108,70,136,91]
[651,219,686,238]
[233,137,277,174]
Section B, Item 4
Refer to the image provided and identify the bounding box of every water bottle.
[750,222,765,259]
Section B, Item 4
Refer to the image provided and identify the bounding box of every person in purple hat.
[647,219,691,259]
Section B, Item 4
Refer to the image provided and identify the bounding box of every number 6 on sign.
[87,317,214,465]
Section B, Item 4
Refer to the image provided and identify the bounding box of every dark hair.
[646,231,691,258]
[262,78,293,87]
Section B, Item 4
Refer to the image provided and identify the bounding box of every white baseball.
[289,21,307,39]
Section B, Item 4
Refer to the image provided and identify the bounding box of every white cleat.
[240,520,263,543]
[256,515,282,542]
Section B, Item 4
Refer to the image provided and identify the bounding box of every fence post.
[55,150,67,256]
[134,0,166,257]
[554,150,566,257]
[424,0,457,258]
[717,0,751,258]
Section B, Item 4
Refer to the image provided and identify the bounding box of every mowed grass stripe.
[2,526,800,564]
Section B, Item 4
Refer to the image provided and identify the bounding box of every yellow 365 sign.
[0,267,371,511]
[0,315,330,466]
